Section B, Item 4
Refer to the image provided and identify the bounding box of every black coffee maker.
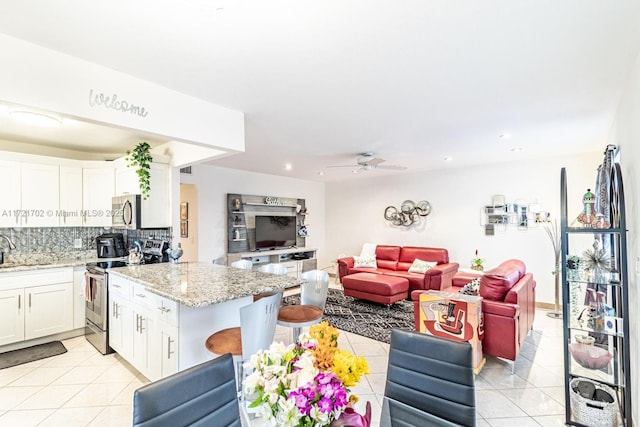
[96,233,127,258]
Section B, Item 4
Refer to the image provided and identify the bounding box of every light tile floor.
[0,309,565,426]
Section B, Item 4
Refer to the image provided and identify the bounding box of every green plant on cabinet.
[126,141,153,199]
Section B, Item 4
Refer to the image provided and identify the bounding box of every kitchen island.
[107,262,302,381]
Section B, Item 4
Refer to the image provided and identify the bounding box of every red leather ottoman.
[342,272,409,305]
[452,271,483,292]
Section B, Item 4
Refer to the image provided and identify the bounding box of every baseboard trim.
[536,302,557,310]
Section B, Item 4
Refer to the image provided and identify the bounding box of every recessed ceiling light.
[510,147,523,152]
[352,170,358,174]
[284,163,292,171]
[443,156,453,162]
[10,109,62,127]
[317,171,324,176]
[499,133,511,140]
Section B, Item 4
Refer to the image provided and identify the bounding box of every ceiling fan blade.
[326,164,359,168]
[377,164,408,170]
[366,157,386,167]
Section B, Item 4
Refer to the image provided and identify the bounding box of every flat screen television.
[254,215,297,250]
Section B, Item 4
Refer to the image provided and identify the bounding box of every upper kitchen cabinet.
[115,161,170,228]
[21,163,60,227]
[0,160,59,227]
[82,165,115,227]
[0,161,21,227]
[59,166,83,226]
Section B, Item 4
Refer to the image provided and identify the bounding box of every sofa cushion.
[408,259,437,274]
[397,247,449,271]
[375,245,401,271]
[479,259,526,301]
[353,255,377,268]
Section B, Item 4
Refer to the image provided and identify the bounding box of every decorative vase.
[470,265,484,271]
[591,267,610,284]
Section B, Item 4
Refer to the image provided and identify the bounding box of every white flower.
[274,397,301,427]
[309,406,330,425]
[289,352,318,389]
[243,370,262,393]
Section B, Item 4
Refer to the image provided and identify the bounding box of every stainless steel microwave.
[112,194,142,229]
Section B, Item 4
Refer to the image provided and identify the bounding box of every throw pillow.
[460,277,481,295]
[353,255,377,268]
[408,258,437,274]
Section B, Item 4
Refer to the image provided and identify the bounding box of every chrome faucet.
[0,234,17,265]
[0,234,16,250]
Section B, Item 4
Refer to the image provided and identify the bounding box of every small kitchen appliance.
[96,233,127,258]
[140,238,170,263]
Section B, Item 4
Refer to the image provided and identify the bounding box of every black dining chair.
[382,329,476,427]
[132,353,241,427]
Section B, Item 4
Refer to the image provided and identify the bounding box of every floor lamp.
[545,221,562,319]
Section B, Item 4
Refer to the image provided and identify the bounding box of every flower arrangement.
[470,249,484,271]
[244,321,370,427]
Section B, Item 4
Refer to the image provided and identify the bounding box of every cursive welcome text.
[88,89,149,117]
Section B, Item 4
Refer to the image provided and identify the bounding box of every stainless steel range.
[85,238,169,355]
[84,260,127,355]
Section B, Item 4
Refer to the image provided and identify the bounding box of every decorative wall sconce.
[384,200,432,226]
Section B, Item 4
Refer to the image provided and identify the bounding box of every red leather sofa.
[412,259,536,364]
[338,245,459,297]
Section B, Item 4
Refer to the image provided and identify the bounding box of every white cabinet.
[0,288,24,346]
[20,163,60,227]
[115,162,170,228]
[0,161,21,227]
[25,283,73,339]
[108,275,178,381]
[82,166,115,226]
[0,268,73,347]
[60,166,84,226]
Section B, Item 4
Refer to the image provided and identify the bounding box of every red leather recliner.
[412,259,536,364]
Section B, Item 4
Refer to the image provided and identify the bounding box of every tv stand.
[227,247,317,279]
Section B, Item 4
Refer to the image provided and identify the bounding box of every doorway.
[180,183,198,262]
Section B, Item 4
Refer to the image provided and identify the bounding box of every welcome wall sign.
[88,89,149,117]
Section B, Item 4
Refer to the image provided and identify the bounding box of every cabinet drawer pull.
[135,293,146,298]
[18,294,21,309]
[29,293,31,309]
[158,306,170,313]
[112,284,121,288]
[135,314,140,332]
[167,337,175,359]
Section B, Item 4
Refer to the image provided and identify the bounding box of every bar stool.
[231,259,253,270]
[205,292,282,395]
[277,270,329,342]
[257,263,287,275]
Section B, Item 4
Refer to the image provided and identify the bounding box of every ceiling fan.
[327,152,408,172]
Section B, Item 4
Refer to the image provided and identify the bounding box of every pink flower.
[331,401,372,427]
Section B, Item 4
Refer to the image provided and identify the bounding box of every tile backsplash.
[0,227,172,264]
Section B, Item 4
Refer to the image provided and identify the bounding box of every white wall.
[180,165,326,267]
[325,153,601,305]
[608,48,640,427]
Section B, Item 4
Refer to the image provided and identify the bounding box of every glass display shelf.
[565,227,624,234]
[568,316,624,338]
[567,278,622,287]
[568,345,622,388]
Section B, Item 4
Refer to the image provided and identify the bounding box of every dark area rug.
[282,288,414,343]
[0,341,67,369]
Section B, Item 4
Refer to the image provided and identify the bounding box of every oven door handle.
[86,272,104,282]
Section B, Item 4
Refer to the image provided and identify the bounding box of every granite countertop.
[107,262,303,308]
[0,258,88,273]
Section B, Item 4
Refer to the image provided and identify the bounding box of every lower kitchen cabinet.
[108,275,179,381]
[0,268,74,347]
[0,288,24,346]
